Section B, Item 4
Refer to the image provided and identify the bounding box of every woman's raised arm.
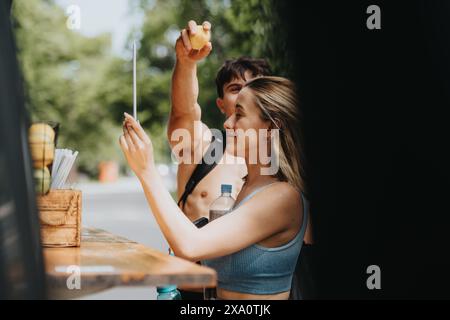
[119,113,301,261]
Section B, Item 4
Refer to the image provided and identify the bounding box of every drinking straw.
[55,153,69,189]
[51,149,63,181]
[51,150,66,189]
[62,151,78,188]
[51,149,64,189]
[133,40,137,120]
[50,148,79,189]
[58,151,78,189]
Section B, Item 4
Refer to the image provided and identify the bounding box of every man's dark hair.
[215,57,272,98]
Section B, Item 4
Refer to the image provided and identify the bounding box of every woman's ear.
[216,98,225,114]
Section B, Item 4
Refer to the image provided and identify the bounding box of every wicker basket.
[36,189,81,247]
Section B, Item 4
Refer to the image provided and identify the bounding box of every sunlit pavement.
[73,174,174,300]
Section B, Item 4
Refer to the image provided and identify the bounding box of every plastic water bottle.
[209,184,235,222]
[156,285,182,300]
[157,249,182,300]
[204,184,235,300]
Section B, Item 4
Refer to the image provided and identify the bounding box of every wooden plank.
[44,227,216,298]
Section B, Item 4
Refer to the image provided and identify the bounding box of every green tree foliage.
[12,0,288,177]
[12,0,121,175]
[135,0,288,131]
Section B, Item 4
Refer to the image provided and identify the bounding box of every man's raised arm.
[168,20,212,149]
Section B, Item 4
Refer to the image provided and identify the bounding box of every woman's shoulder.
[255,181,303,230]
[238,180,302,212]
[271,181,301,196]
[232,181,302,237]
[260,181,302,211]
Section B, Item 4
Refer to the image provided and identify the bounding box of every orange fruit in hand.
[189,25,211,50]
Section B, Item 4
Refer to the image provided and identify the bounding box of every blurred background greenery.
[11,0,293,179]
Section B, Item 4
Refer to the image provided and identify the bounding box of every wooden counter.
[44,227,216,299]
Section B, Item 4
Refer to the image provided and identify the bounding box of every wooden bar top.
[44,227,216,298]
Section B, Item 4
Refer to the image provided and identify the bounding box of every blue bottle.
[156,285,182,300]
[156,249,182,300]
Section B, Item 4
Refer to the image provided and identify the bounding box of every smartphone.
[193,217,209,228]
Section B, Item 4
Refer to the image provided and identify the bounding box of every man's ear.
[216,98,225,114]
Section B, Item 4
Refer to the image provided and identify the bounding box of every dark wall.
[279,0,450,298]
[0,0,46,299]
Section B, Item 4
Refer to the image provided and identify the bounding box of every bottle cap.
[221,184,232,193]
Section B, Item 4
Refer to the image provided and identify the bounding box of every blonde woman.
[120,76,308,300]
